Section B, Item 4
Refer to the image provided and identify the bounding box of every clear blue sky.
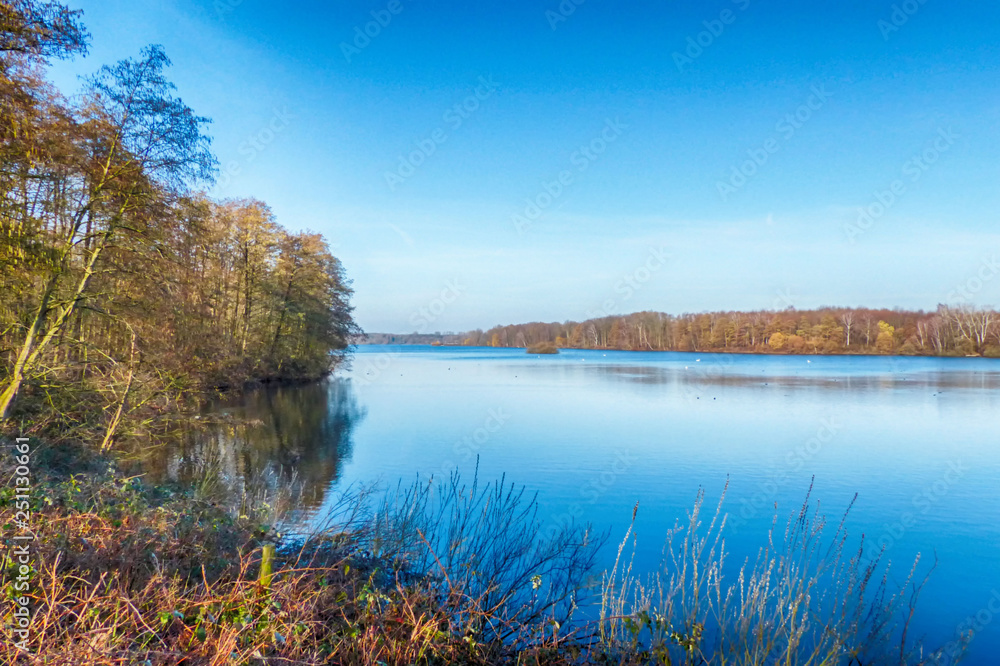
[49,0,1000,333]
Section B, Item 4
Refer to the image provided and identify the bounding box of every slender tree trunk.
[0,273,58,419]
[101,327,138,451]
[269,269,296,366]
[0,218,119,419]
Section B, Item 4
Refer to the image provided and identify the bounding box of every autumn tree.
[1,15,358,442]
[0,45,215,419]
[0,0,87,59]
[875,321,895,354]
[468,304,993,358]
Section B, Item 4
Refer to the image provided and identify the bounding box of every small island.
[527,341,559,354]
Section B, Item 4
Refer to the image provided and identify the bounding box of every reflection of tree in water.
[155,378,366,519]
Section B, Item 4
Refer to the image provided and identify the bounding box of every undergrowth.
[0,441,967,665]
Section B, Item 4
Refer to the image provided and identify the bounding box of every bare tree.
[916,319,929,350]
[839,311,854,348]
[860,314,874,348]
[944,305,996,354]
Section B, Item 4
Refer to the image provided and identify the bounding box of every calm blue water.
[166,345,1000,662]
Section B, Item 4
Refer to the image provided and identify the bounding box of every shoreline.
[353,342,994,360]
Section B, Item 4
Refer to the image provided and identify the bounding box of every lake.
[152,345,1000,663]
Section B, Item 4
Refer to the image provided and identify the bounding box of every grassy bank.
[0,438,966,665]
[0,441,601,664]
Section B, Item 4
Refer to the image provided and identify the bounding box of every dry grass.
[597,480,967,665]
[0,447,600,665]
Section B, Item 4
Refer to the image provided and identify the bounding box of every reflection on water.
[520,360,1000,391]
[144,379,365,521]
[146,346,1000,663]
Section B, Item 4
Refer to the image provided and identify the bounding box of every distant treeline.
[458,306,1000,357]
[1,4,358,443]
[359,333,465,345]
